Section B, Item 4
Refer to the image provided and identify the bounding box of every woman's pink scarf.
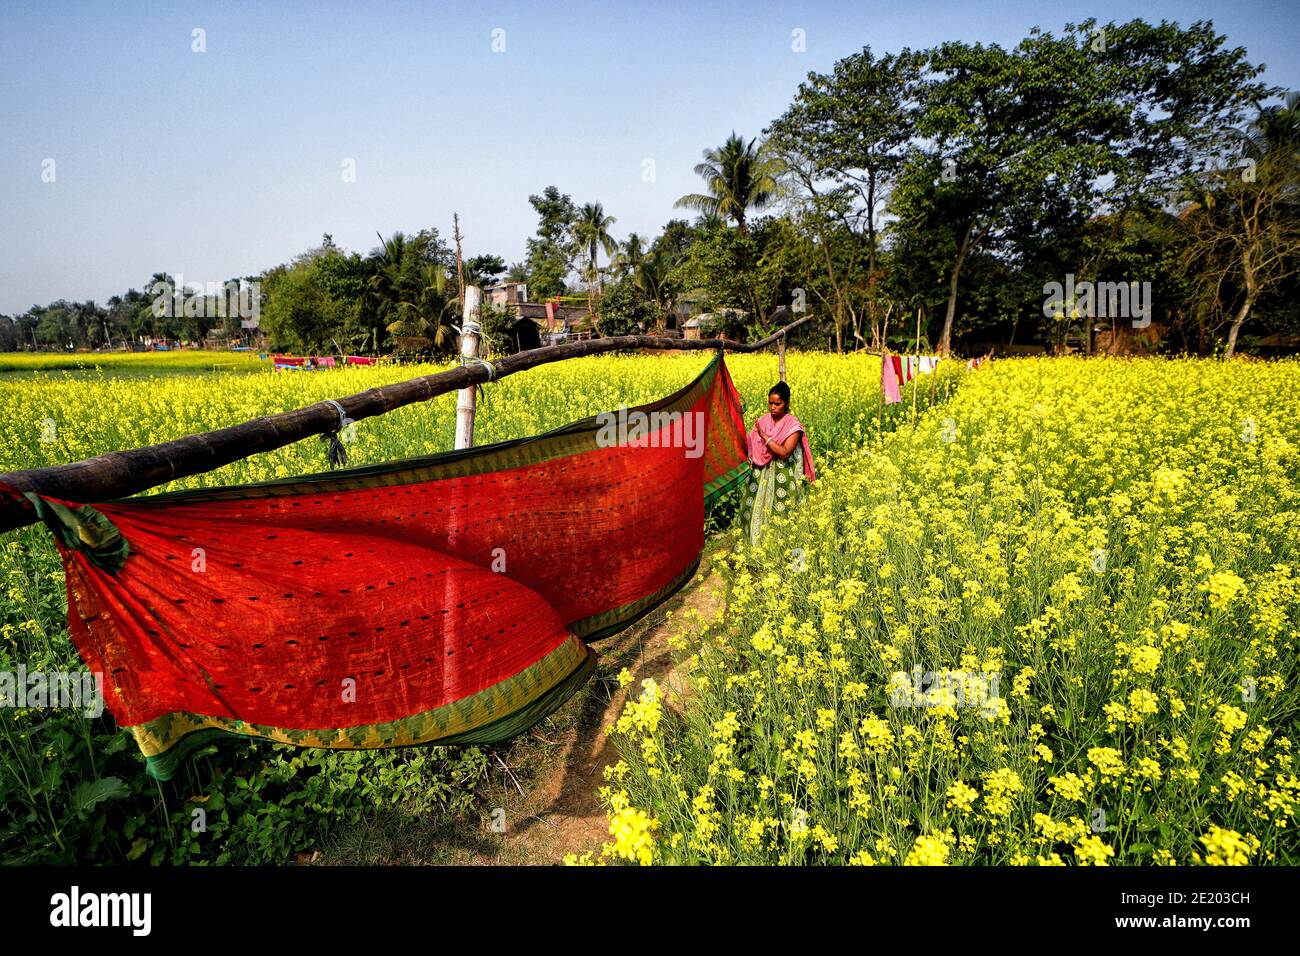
[747,412,817,482]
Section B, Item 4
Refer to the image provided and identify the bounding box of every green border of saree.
[133,545,712,780]
[133,634,595,780]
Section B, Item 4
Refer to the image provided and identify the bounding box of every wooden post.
[911,307,921,427]
[453,213,465,311]
[455,286,482,450]
[778,332,786,382]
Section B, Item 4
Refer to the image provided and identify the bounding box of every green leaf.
[73,776,129,814]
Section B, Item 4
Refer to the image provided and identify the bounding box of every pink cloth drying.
[882,353,902,404]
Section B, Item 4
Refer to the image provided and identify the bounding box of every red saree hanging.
[2,353,748,779]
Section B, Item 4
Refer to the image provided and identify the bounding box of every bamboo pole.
[454,286,482,450]
[453,212,465,312]
[0,315,814,532]
[911,307,920,427]
[778,332,786,382]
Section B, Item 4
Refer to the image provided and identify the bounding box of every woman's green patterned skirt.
[738,444,808,546]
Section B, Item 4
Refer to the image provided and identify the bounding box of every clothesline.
[880,350,945,405]
[272,355,378,370]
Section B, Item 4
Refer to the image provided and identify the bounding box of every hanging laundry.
[882,352,902,404]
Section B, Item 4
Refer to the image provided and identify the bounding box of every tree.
[1181,93,1300,358]
[104,287,152,347]
[597,279,651,336]
[675,132,780,234]
[465,254,507,289]
[655,219,697,260]
[669,218,798,333]
[891,20,1269,354]
[0,316,18,352]
[571,202,617,335]
[260,261,355,352]
[525,186,578,299]
[767,48,923,351]
[612,233,646,281]
[364,231,458,354]
[670,223,759,319]
[635,242,685,332]
[573,201,618,294]
[611,228,690,331]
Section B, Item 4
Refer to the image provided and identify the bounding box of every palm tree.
[368,231,458,353]
[366,231,411,332]
[573,203,618,294]
[572,203,617,335]
[675,132,780,234]
[410,263,461,350]
[1237,90,1300,164]
[612,233,646,280]
[636,247,678,331]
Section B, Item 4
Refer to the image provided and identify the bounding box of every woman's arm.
[763,430,801,461]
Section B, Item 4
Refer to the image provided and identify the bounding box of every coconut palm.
[1236,90,1300,164]
[368,231,459,352]
[612,233,646,280]
[571,203,617,335]
[573,202,618,294]
[675,132,780,234]
[637,247,679,331]
[366,231,412,333]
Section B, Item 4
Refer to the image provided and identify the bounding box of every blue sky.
[1,0,1297,314]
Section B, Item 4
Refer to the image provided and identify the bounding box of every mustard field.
[2,351,1297,866]
[594,357,1300,866]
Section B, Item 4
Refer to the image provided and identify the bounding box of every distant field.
[0,351,906,489]
[0,350,267,376]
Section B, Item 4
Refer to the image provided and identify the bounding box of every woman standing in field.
[738,381,816,546]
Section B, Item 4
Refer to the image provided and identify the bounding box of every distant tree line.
[4,17,1296,358]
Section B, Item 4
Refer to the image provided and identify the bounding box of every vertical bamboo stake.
[877,346,886,447]
[778,332,787,382]
[455,286,482,450]
[929,352,939,410]
[453,213,465,310]
[911,307,921,427]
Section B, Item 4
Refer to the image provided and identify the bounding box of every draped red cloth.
[3,353,748,778]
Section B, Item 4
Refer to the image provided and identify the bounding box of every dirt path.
[474,542,731,864]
